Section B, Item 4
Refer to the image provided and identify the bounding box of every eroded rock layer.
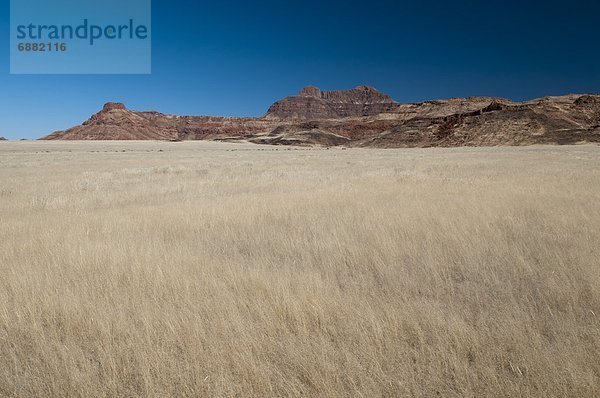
[42,86,600,147]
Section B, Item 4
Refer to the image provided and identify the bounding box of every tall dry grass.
[0,141,599,397]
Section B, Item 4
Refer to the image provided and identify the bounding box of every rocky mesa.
[266,85,399,120]
[41,86,600,147]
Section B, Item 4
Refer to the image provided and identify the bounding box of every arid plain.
[0,141,599,397]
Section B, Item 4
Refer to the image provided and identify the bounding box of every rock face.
[43,104,278,141]
[0,137,7,141]
[266,85,399,119]
[101,102,127,111]
[41,86,600,147]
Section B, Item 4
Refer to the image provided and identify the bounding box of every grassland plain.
[0,141,599,397]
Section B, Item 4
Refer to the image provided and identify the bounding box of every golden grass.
[0,141,599,397]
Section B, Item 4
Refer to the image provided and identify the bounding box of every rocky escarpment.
[43,102,277,141]
[266,85,399,119]
[43,102,179,140]
[41,86,600,148]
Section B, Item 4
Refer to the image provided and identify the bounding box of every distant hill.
[41,87,600,147]
[266,85,398,119]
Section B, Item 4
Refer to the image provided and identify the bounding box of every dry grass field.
[0,141,599,397]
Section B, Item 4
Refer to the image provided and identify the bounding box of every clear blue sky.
[1,0,599,139]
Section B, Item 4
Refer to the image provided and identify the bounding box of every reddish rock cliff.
[266,85,399,119]
[41,86,600,147]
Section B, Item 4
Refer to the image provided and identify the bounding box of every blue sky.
[1,0,599,139]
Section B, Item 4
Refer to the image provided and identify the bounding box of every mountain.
[41,86,600,147]
[43,102,275,141]
[266,85,399,119]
